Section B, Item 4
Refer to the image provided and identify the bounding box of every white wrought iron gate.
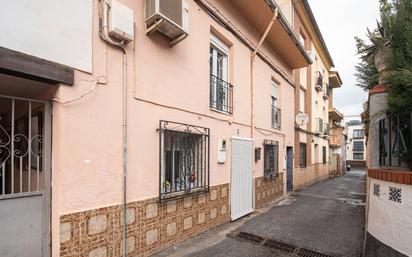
[0,95,51,257]
[231,137,253,221]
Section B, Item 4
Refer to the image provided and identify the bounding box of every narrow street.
[155,169,366,257]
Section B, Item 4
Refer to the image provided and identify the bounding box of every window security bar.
[159,120,210,201]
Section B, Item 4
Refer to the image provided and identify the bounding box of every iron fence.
[379,112,412,169]
[210,74,233,114]
[271,105,281,129]
[159,120,210,201]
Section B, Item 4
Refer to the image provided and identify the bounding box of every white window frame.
[210,34,229,113]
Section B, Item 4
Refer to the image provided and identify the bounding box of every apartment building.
[0,0,312,256]
[277,0,344,190]
[346,120,367,168]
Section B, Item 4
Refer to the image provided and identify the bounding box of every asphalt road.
[154,169,366,257]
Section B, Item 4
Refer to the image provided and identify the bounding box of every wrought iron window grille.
[378,112,412,169]
[158,120,210,202]
[263,139,279,179]
[271,105,281,129]
[210,74,233,114]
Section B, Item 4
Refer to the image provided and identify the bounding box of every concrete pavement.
[153,169,366,257]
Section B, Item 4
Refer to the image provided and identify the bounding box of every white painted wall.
[368,178,412,256]
[346,123,366,161]
[0,0,93,72]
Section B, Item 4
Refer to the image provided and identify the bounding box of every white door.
[231,137,253,220]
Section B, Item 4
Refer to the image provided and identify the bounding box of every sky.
[308,0,380,119]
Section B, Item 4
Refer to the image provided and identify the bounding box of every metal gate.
[231,137,253,221]
[0,95,51,257]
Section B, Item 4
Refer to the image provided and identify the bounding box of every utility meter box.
[109,0,135,42]
[217,138,227,164]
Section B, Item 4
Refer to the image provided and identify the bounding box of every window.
[300,143,307,168]
[271,82,281,128]
[322,146,327,164]
[353,153,364,160]
[159,121,210,201]
[353,141,364,151]
[210,35,233,114]
[299,88,305,112]
[353,129,364,139]
[263,140,279,178]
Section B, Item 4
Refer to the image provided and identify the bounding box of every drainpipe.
[250,9,278,141]
[98,1,129,257]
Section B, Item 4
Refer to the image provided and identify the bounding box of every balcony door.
[210,34,229,113]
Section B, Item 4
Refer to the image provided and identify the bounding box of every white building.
[346,120,366,167]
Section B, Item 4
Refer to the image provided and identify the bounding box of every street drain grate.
[233,231,336,257]
[297,248,333,257]
[264,239,297,253]
[236,232,265,244]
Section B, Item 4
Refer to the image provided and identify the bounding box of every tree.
[387,0,412,113]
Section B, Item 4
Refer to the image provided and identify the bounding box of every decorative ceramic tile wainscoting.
[255,173,284,209]
[60,184,230,257]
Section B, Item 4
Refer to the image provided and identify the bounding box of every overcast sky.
[308,0,380,119]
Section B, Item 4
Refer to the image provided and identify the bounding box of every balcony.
[314,118,324,134]
[378,112,412,169]
[315,72,323,92]
[271,105,281,129]
[323,83,330,100]
[210,74,233,114]
[330,127,343,148]
[329,107,344,122]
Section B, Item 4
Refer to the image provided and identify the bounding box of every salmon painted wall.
[50,0,297,254]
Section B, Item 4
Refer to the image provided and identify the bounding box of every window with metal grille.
[210,34,233,114]
[353,141,364,151]
[159,121,209,201]
[271,82,281,129]
[300,143,307,168]
[263,140,279,178]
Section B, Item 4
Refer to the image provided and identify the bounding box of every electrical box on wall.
[108,0,135,42]
[217,138,227,164]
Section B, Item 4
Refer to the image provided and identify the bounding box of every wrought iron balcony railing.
[210,74,233,114]
[272,105,281,129]
[315,71,323,92]
[379,112,412,169]
[323,83,330,100]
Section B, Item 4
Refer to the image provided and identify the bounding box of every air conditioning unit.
[108,0,135,42]
[145,0,189,46]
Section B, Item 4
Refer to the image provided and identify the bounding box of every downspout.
[250,9,278,210]
[250,9,278,140]
[98,1,129,257]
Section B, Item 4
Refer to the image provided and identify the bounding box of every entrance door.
[286,147,293,192]
[0,96,51,257]
[231,137,253,220]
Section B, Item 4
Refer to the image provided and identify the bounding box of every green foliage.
[355,0,412,114]
[387,0,412,113]
[354,37,379,90]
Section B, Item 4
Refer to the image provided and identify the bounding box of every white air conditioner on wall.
[145,0,189,46]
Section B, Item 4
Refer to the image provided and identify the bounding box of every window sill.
[271,125,281,130]
[159,186,209,203]
[210,108,232,116]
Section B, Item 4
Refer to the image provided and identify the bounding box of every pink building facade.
[0,0,312,256]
